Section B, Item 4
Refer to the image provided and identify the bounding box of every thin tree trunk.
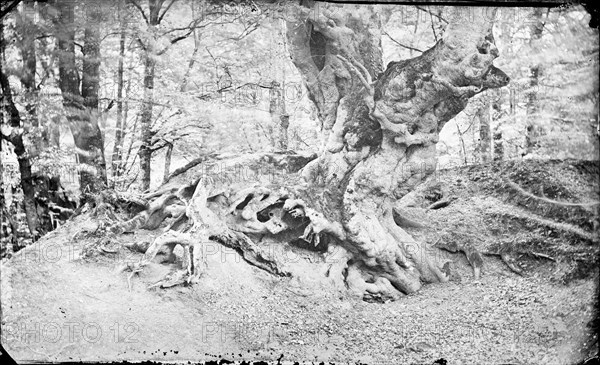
[161,24,200,185]
[137,0,164,191]
[180,29,199,93]
[525,8,546,156]
[112,14,126,187]
[478,98,491,163]
[162,142,173,184]
[509,84,519,158]
[115,71,132,187]
[456,123,468,165]
[139,32,156,191]
[278,114,289,151]
[491,90,504,161]
[269,21,289,151]
[269,80,287,150]
[493,122,503,161]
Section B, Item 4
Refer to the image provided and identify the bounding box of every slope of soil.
[1,159,598,364]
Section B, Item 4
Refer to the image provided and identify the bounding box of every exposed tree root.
[505,177,600,208]
[117,179,292,288]
[164,154,215,183]
[210,231,289,276]
[428,198,455,210]
[529,251,556,261]
[86,152,490,299]
[475,197,598,243]
[93,175,452,299]
[435,239,484,279]
[392,206,427,229]
[482,251,525,276]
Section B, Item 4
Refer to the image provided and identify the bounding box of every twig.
[428,6,438,42]
[529,251,556,261]
[416,6,448,24]
[165,154,214,183]
[427,198,454,210]
[285,287,308,297]
[126,266,143,292]
[482,251,524,276]
[383,31,423,53]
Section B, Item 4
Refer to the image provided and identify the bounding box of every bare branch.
[205,47,220,81]
[127,0,149,25]
[157,28,195,55]
[415,6,448,24]
[428,6,438,42]
[383,31,423,53]
[158,0,177,23]
[165,154,213,183]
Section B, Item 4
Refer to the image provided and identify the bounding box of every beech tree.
[278,4,509,298]
[128,0,208,191]
[54,0,108,199]
[94,4,511,301]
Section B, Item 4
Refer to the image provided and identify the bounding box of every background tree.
[54,0,107,200]
[1,16,42,239]
[525,8,548,155]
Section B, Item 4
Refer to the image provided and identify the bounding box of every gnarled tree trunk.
[98,5,509,302]
[284,5,509,300]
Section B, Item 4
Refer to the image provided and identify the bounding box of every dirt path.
[1,216,597,364]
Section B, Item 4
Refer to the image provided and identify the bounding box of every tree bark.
[477,97,492,163]
[286,3,383,152]
[137,0,163,191]
[162,142,172,185]
[55,0,107,200]
[491,90,504,161]
[81,1,107,185]
[112,12,127,186]
[525,8,546,156]
[269,80,289,150]
[284,5,509,300]
[138,41,156,191]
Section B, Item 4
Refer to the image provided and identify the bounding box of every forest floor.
[1,159,598,364]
